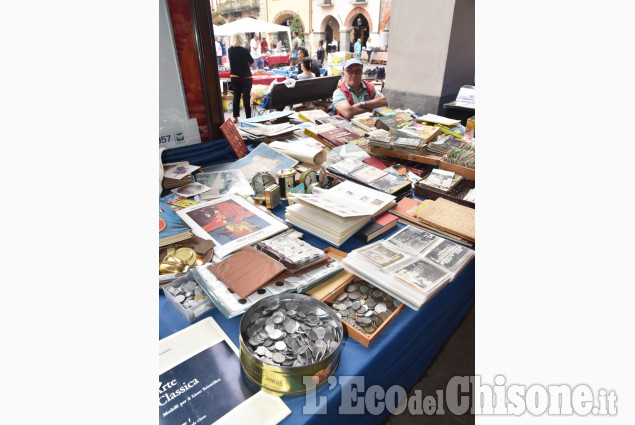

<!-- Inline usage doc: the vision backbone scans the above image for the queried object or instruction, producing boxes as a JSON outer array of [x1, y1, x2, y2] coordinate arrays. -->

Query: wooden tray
[[306, 248, 404, 347]]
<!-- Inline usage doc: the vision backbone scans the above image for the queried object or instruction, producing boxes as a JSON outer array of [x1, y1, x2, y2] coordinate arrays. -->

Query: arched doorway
[[351, 13, 369, 51]]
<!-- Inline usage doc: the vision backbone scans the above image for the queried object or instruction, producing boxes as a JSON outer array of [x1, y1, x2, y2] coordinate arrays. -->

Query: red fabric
[[336, 80, 377, 117], [263, 56, 290, 67]]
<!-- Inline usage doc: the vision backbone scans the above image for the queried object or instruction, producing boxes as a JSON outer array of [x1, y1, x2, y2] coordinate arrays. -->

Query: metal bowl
[[239, 293, 345, 396]]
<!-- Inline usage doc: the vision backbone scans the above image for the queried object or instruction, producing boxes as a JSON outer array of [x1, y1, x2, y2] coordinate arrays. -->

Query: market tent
[[214, 17, 291, 46]]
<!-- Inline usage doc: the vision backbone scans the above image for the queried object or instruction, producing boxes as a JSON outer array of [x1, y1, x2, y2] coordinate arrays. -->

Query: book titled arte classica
[[159, 318, 290, 425]]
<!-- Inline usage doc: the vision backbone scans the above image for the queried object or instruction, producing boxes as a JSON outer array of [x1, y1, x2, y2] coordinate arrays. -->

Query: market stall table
[[159, 170, 475, 425], [264, 55, 291, 68]]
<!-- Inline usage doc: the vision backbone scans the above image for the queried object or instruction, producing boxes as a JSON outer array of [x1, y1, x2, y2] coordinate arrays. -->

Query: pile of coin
[[165, 278, 207, 309], [242, 298, 343, 367], [159, 247, 203, 275], [327, 280, 402, 335]]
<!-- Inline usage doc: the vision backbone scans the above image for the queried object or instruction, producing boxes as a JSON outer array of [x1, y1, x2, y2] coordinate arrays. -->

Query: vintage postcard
[[171, 182, 211, 197], [164, 164, 201, 180], [388, 225, 440, 254], [394, 259, 449, 292], [357, 241, 410, 269]]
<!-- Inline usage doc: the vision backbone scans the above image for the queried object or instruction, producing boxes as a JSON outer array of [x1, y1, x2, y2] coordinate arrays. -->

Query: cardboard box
[[328, 52, 352, 65], [306, 248, 404, 347]]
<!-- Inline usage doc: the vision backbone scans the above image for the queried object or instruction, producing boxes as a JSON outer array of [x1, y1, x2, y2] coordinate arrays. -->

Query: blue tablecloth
[[159, 141, 475, 425]]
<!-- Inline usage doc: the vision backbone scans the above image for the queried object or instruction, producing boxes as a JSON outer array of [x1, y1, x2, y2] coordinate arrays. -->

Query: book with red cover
[[355, 212, 398, 243], [220, 118, 248, 158], [317, 127, 366, 148]]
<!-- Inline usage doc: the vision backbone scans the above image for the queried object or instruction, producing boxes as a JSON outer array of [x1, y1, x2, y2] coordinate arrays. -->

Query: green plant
[[212, 11, 226, 26], [290, 14, 304, 44]]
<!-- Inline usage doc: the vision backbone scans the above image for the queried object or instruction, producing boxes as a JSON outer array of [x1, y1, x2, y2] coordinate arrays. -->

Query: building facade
[[212, 0, 391, 55]]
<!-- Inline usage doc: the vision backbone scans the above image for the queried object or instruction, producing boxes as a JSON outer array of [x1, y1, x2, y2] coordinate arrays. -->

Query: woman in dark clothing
[[316, 40, 325, 67], [228, 31, 254, 123]]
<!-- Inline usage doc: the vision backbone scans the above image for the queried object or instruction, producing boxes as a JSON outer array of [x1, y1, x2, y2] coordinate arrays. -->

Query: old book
[[304, 123, 337, 139], [374, 116, 401, 131], [159, 201, 193, 247], [372, 106, 395, 117], [317, 126, 366, 148], [355, 212, 398, 243], [159, 317, 290, 425], [315, 115, 351, 127], [416, 198, 475, 244], [351, 116, 379, 132]]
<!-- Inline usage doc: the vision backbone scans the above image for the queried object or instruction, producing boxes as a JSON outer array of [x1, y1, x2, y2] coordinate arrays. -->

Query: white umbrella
[[214, 17, 291, 46]]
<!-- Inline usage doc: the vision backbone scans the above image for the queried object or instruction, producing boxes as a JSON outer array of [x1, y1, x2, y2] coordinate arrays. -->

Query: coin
[[375, 302, 387, 313], [275, 341, 286, 351], [348, 291, 361, 300]]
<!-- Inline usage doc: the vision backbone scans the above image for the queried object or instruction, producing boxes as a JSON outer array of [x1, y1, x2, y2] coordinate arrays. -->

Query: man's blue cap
[[343, 58, 363, 69]]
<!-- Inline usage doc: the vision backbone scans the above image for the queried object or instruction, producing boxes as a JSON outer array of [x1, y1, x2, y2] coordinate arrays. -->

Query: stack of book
[[341, 224, 475, 310], [426, 134, 463, 156], [159, 200, 193, 247], [284, 180, 396, 246], [238, 122, 298, 138], [373, 107, 395, 117], [316, 126, 367, 148], [366, 129, 393, 149], [393, 137, 425, 153], [389, 121, 440, 143], [304, 123, 337, 139], [315, 115, 351, 128]]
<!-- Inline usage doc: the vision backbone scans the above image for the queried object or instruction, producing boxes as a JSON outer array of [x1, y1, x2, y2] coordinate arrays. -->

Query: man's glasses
[[345, 69, 363, 74]]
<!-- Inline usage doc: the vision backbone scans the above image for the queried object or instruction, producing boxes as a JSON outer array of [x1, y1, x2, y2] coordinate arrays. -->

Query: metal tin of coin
[[239, 293, 345, 396]]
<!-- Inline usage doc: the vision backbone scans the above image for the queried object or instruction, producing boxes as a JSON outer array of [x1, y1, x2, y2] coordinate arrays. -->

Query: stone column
[[339, 29, 350, 52]]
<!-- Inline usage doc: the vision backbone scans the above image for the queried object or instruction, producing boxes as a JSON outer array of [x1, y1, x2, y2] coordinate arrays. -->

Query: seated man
[[296, 47, 321, 78], [332, 58, 387, 120]]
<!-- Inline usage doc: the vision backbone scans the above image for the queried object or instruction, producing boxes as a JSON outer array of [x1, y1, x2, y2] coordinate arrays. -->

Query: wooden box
[[306, 248, 405, 347], [439, 161, 475, 181]]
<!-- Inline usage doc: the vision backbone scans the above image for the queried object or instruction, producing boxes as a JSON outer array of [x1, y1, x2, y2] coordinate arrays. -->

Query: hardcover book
[[351, 116, 378, 132], [372, 106, 395, 117], [159, 201, 193, 247], [159, 318, 290, 425], [220, 118, 248, 158], [304, 123, 337, 139], [176, 195, 288, 258], [355, 212, 398, 243]]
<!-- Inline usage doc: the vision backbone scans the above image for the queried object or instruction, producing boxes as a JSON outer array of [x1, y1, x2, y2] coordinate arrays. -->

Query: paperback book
[[159, 318, 290, 425], [195, 170, 254, 200]]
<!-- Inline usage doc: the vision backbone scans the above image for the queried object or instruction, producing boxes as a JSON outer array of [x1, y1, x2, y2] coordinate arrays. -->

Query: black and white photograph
[[171, 182, 211, 197], [394, 259, 449, 292], [423, 239, 475, 274], [358, 241, 409, 268], [388, 225, 439, 254]]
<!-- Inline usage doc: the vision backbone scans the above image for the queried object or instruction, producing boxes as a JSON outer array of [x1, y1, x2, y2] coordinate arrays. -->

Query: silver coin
[[351, 301, 361, 311], [315, 327, 326, 339], [335, 292, 348, 302], [275, 341, 286, 351], [346, 284, 359, 293], [284, 319, 297, 333], [375, 302, 387, 313], [373, 289, 383, 297], [174, 294, 185, 303], [272, 352, 286, 363], [348, 291, 361, 300]]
